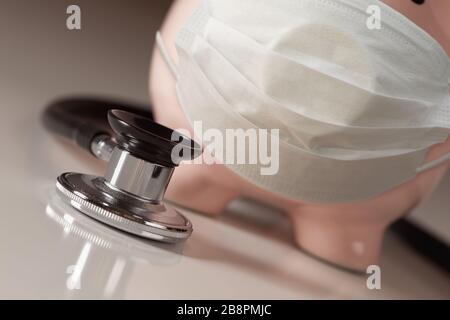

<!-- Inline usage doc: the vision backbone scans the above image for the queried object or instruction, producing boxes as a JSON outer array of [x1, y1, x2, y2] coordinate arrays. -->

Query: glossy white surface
[[0, 0, 449, 299]]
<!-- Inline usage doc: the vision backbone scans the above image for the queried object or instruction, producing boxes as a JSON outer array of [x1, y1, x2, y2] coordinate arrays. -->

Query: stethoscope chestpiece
[[55, 110, 202, 243]]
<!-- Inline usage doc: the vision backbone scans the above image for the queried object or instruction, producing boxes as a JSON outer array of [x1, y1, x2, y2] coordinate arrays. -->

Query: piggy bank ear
[[430, 0, 450, 44]]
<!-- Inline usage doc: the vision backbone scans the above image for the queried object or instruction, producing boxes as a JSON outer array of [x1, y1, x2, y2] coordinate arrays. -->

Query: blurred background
[[0, 0, 449, 299]]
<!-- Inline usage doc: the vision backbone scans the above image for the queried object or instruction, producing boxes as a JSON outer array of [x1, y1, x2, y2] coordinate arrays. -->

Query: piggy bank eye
[[411, 0, 425, 5]]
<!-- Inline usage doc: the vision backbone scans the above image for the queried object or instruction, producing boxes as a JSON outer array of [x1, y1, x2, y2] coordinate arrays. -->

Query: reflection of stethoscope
[[46, 191, 182, 264], [45, 192, 182, 297], [43, 98, 202, 243]]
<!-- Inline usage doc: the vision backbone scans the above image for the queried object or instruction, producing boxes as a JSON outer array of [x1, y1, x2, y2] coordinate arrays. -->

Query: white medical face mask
[[176, 28, 448, 160], [157, 0, 450, 203]]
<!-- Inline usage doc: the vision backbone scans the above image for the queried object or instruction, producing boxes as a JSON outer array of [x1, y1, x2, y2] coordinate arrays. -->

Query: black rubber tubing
[[42, 97, 153, 155]]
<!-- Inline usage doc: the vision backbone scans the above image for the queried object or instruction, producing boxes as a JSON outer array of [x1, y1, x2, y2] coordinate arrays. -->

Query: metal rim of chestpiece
[[56, 172, 193, 243]]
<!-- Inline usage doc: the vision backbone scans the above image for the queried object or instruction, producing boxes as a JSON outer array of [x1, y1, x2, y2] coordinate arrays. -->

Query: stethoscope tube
[[42, 97, 153, 155]]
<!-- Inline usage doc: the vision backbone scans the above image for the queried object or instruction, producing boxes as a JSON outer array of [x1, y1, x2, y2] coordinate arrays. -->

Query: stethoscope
[[43, 98, 202, 243]]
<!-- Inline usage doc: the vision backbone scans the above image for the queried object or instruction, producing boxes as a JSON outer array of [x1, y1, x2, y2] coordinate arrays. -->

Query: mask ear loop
[[156, 31, 180, 80], [416, 76, 450, 173], [416, 151, 450, 173]]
